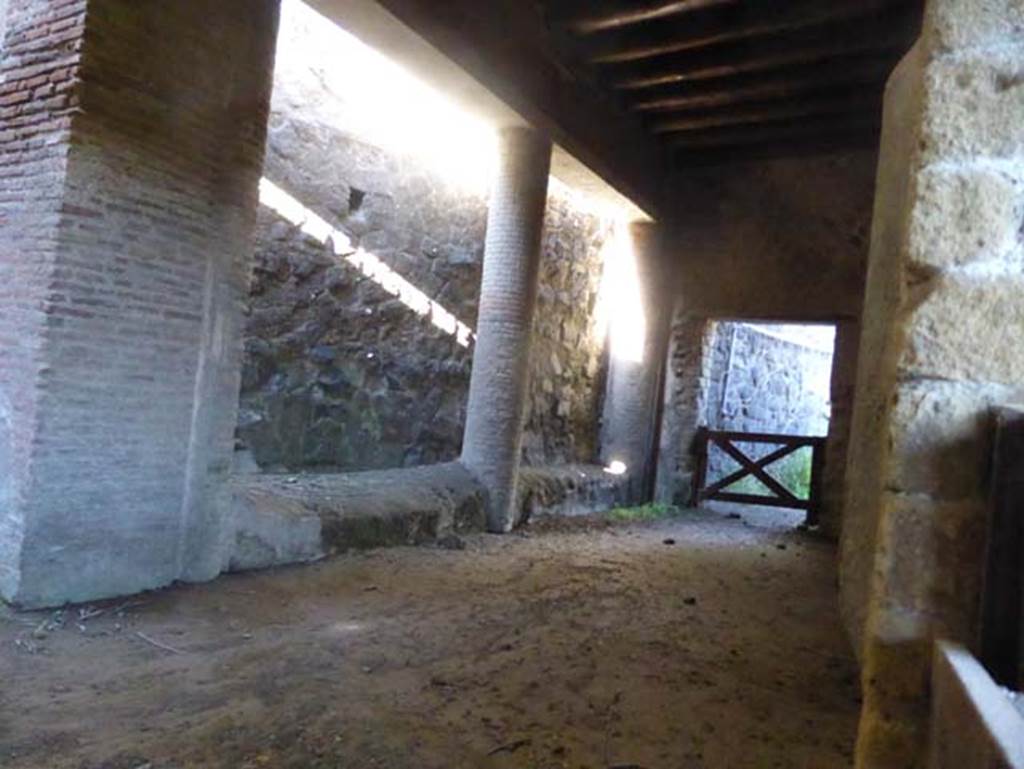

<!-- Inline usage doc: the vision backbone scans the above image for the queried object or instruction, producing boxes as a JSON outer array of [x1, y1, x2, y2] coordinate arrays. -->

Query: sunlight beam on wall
[[279, 0, 498, 191], [259, 178, 475, 348], [595, 221, 647, 364]]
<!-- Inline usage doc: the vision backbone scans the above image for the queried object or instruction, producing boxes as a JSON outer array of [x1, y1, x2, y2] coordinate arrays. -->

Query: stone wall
[[672, 151, 877, 322], [655, 310, 714, 506], [658, 151, 872, 516], [236, 4, 612, 474], [656, 319, 835, 505], [706, 323, 832, 437], [599, 223, 674, 503], [703, 323, 833, 487], [842, 1, 1024, 764]]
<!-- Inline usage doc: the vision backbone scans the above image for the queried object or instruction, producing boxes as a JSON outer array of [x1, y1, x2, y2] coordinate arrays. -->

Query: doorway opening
[[695, 322, 836, 529]]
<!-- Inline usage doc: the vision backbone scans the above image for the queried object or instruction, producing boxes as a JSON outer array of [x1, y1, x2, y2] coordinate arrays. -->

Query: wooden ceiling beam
[[630, 58, 895, 113], [546, 0, 738, 35], [606, 14, 918, 91], [586, 0, 917, 64], [667, 115, 881, 150], [339, 0, 670, 216], [670, 132, 882, 167], [651, 91, 882, 134]]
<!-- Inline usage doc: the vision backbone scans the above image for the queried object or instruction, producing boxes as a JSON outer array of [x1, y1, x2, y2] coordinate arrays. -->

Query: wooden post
[[979, 407, 1024, 690], [807, 441, 826, 527], [690, 427, 709, 508]]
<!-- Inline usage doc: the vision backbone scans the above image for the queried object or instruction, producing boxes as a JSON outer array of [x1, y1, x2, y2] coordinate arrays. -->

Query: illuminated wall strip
[[259, 177, 475, 348]]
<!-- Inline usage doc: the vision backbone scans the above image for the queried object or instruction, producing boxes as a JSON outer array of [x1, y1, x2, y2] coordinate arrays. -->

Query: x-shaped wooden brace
[[701, 437, 803, 506]]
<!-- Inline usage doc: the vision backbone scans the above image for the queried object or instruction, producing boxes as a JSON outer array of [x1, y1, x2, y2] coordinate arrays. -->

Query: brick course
[[0, 0, 86, 601], [0, 0, 280, 606]]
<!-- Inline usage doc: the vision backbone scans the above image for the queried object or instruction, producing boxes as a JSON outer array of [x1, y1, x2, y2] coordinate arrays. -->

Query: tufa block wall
[[843, 0, 1024, 764]]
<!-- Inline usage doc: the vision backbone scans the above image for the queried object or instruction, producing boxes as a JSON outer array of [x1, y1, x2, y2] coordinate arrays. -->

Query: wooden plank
[[690, 427, 710, 508], [711, 435, 802, 506], [705, 430, 826, 447], [651, 90, 881, 133], [702, 442, 803, 498], [584, 0, 912, 64], [673, 137, 882, 167], [548, 0, 737, 35], [807, 441, 826, 527], [630, 58, 893, 113], [705, 491, 811, 511], [691, 429, 825, 511], [668, 118, 881, 166], [324, 0, 669, 217], [668, 114, 880, 149], [980, 407, 1024, 690], [609, 26, 913, 91]]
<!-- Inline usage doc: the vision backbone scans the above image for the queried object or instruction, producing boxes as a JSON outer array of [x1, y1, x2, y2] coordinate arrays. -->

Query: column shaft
[[461, 127, 552, 533]]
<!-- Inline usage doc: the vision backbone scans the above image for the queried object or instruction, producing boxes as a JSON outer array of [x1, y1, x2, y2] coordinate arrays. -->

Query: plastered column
[[600, 223, 673, 505], [0, 0, 280, 607], [839, 1, 1024, 765], [461, 126, 552, 533]]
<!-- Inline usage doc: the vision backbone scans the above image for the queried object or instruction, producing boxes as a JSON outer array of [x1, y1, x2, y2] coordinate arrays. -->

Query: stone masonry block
[[887, 379, 1021, 500], [920, 46, 1024, 163], [908, 162, 1024, 268], [924, 0, 1024, 53], [900, 272, 1024, 384], [872, 491, 988, 647]]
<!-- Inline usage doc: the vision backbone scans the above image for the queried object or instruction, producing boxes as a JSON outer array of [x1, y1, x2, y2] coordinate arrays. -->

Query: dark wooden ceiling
[[537, 0, 925, 167], [349, 0, 925, 214]]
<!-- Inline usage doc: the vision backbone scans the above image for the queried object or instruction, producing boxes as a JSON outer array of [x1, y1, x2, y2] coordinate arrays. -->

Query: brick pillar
[[818, 319, 860, 540], [655, 306, 713, 506], [839, 1, 1024, 765], [0, 0, 280, 607], [461, 126, 551, 533], [600, 222, 673, 505]]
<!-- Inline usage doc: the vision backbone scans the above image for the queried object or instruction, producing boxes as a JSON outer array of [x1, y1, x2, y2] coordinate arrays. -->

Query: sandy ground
[[0, 509, 860, 769]]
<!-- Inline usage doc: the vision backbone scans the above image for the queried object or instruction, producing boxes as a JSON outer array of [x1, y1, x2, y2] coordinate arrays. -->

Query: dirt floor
[[0, 508, 860, 769]]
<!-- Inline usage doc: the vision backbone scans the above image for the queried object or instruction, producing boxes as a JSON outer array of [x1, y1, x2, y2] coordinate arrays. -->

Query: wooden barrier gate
[[690, 428, 827, 526]]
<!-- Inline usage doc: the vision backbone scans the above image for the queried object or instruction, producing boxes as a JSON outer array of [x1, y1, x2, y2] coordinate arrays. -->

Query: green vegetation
[[607, 503, 685, 522]]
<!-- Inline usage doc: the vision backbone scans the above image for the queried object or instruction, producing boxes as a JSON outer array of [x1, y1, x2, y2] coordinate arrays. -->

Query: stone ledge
[[518, 464, 631, 522], [229, 462, 485, 571], [229, 462, 631, 572]]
